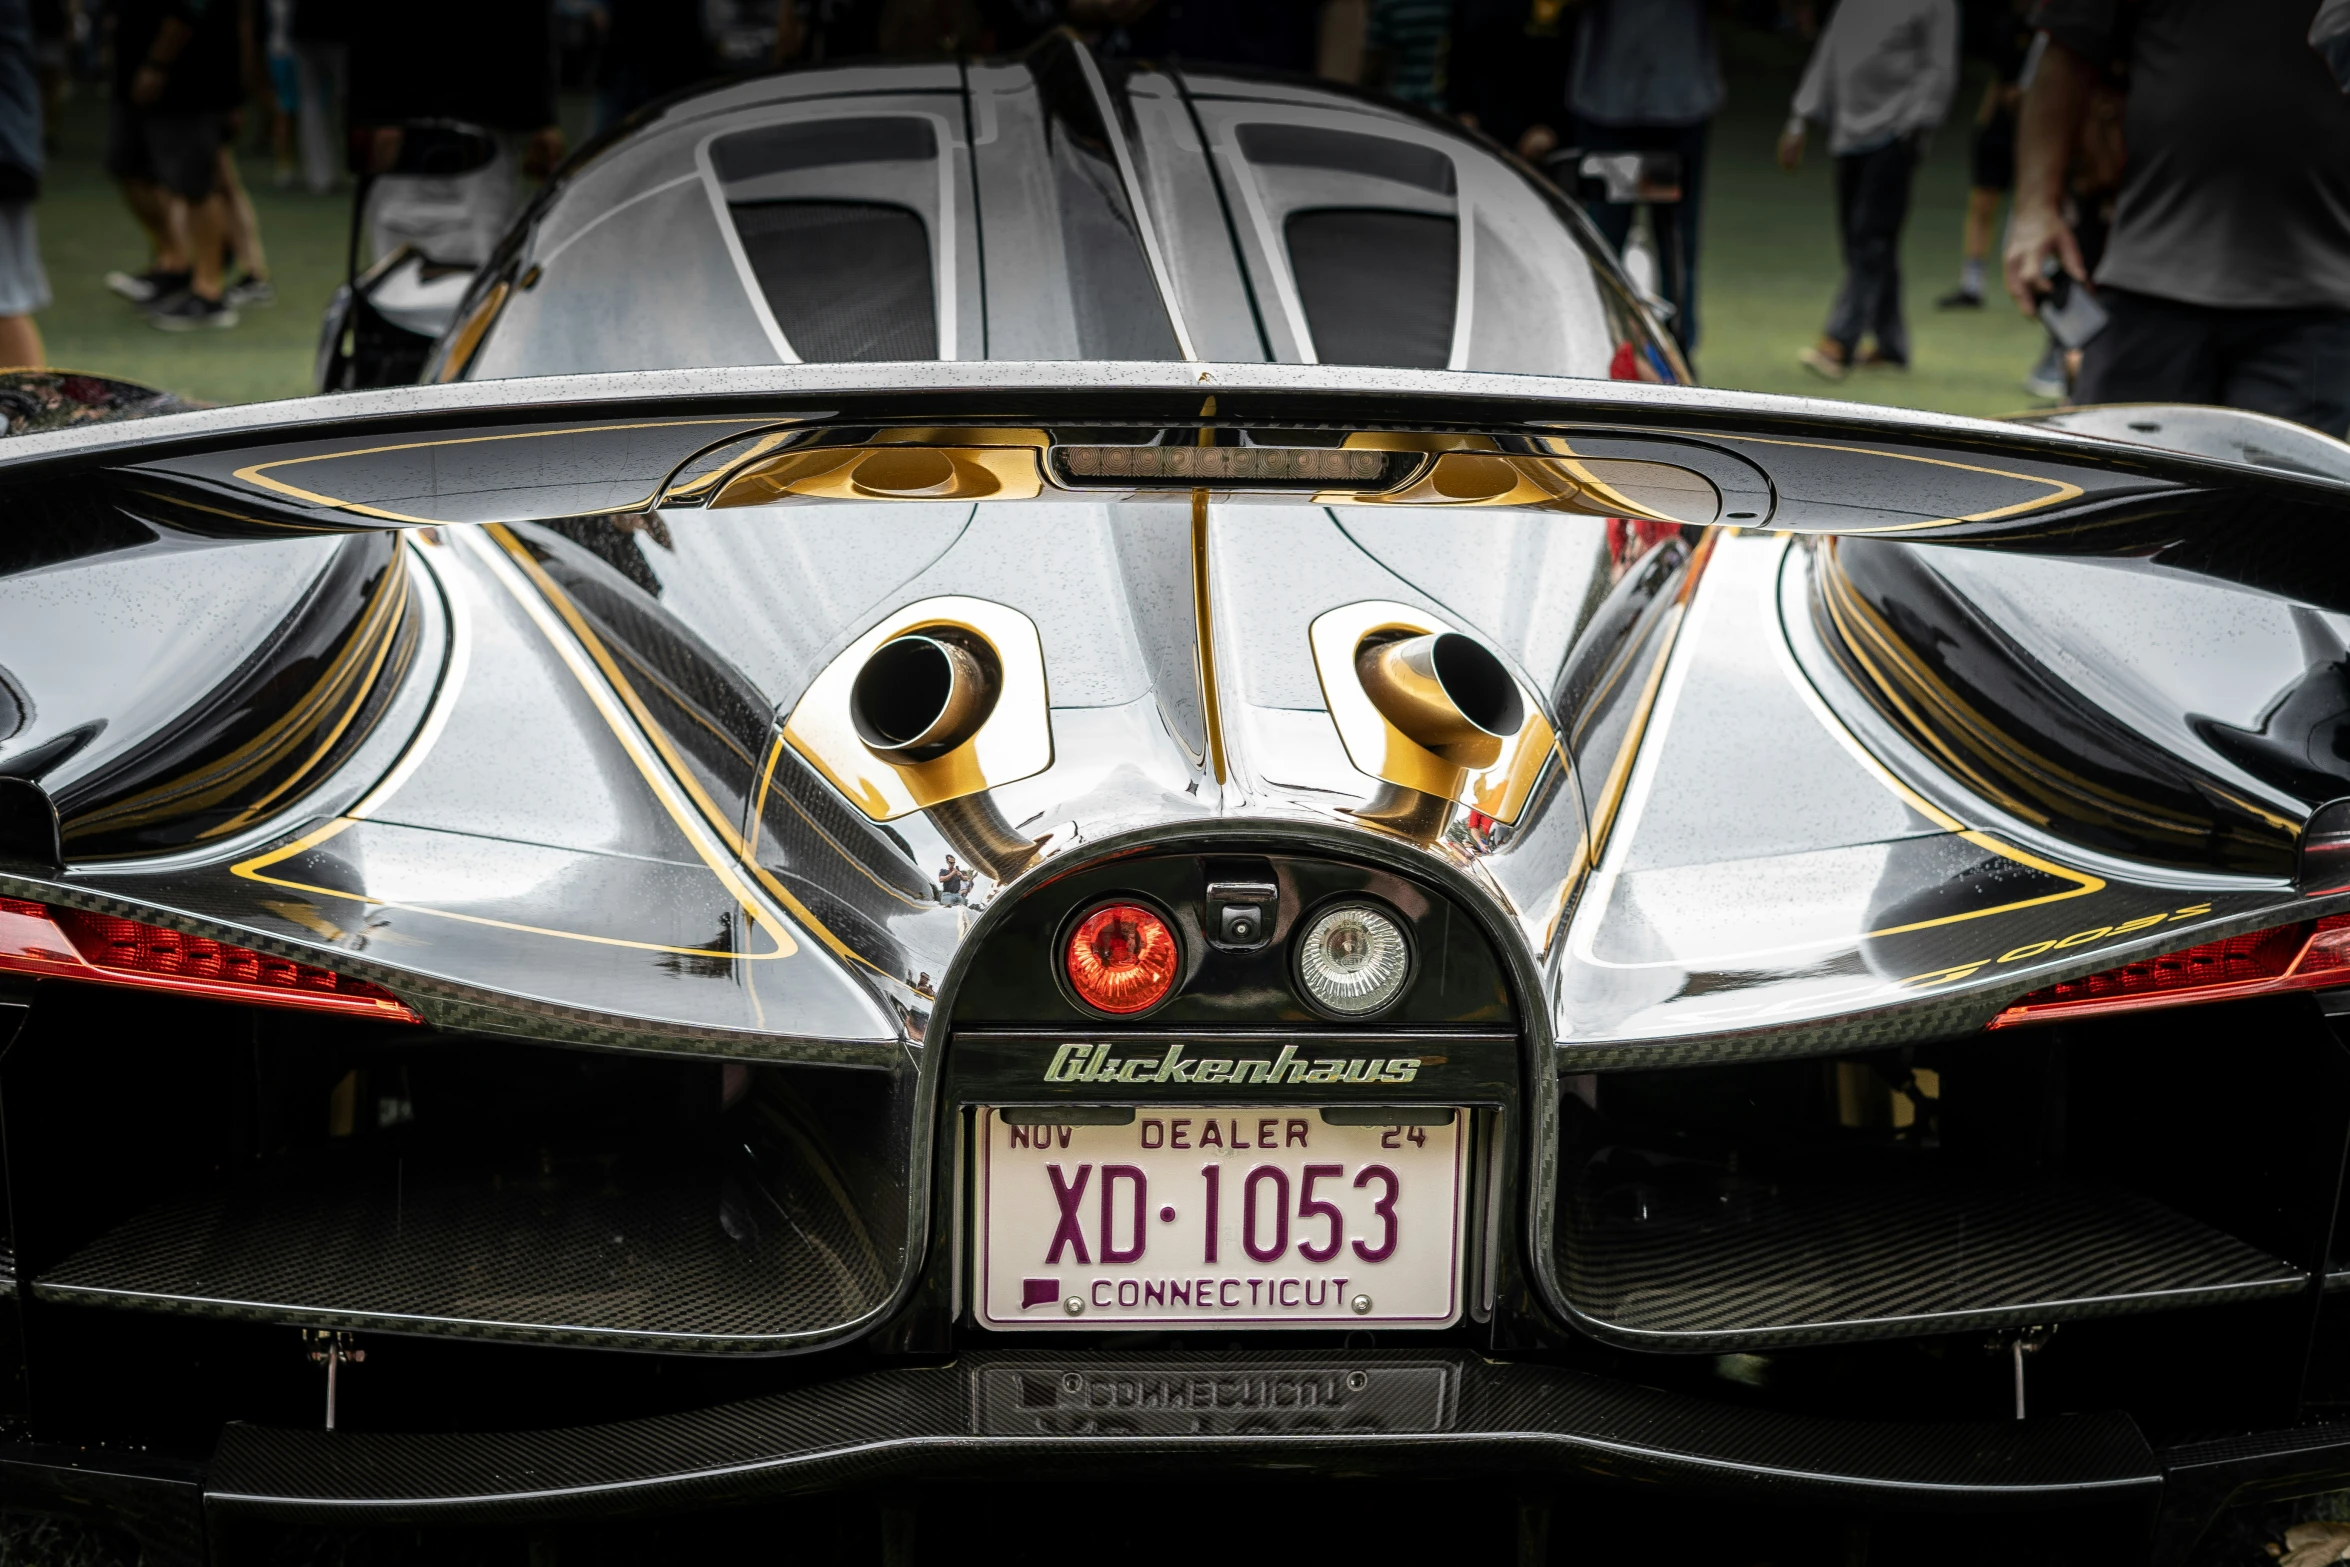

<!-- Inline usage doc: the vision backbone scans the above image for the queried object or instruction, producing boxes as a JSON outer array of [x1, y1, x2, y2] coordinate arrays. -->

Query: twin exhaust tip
[[1355, 631, 1526, 771], [850, 633, 1002, 764], [854, 627, 1523, 775], [846, 625, 1522, 868]]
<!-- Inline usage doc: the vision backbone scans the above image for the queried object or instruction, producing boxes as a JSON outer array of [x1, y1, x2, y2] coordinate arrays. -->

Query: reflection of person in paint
[[937, 854, 970, 906]]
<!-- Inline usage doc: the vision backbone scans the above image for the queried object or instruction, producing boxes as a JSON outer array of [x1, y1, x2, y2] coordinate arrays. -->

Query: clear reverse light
[[1296, 902, 1411, 1016]]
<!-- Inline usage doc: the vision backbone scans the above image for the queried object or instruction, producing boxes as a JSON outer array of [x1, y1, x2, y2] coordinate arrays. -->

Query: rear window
[[1284, 208, 1457, 369], [732, 201, 938, 362], [709, 113, 947, 364]]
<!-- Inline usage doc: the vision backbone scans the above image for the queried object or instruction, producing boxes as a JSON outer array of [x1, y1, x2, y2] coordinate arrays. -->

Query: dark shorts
[[2076, 286, 2350, 436], [1970, 113, 2016, 193], [104, 101, 224, 201]]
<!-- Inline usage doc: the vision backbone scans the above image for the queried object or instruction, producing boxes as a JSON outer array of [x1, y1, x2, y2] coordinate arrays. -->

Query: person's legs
[[0, 200, 51, 366], [1818, 150, 1869, 361], [0, 315, 44, 366], [183, 193, 225, 302], [1651, 118, 1706, 356], [1823, 140, 1908, 363], [1944, 116, 2014, 305], [2073, 287, 2222, 405], [142, 114, 237, 327], [214, 148, 269, 282], [1855, 138, 1917, 363], [122, 178, 182, 268], [105, 101, 186, 274], [2211, 306, 2350, 436], [292, 40, 344, 195]]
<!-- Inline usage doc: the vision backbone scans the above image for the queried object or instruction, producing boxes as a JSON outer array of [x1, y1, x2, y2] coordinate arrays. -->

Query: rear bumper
[[26, 1352, 2350, 1563], [199, 1351, 2158, 1523]]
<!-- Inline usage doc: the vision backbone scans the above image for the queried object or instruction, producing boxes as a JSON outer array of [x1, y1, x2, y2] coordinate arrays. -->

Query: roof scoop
[[850, 634, 1001, 763], [1355, 632, 1525, 771]]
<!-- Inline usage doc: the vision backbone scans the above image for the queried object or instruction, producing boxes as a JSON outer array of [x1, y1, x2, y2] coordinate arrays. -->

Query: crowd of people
[[1777, 0, 2350, 434], [0, 0, 2339, 434]]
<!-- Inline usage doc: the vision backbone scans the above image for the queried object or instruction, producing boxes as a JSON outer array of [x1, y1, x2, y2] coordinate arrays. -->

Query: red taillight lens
[[1989, 913, 2350, 1028], [0, 896, 419, 1021], [1064, 902, 1180, 1016]]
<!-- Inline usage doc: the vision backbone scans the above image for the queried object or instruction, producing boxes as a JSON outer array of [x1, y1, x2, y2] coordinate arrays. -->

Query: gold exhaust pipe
[[849, 631, 1037, 880], [850, 633, 1001, 763], [1354, 631, 1526, 771]]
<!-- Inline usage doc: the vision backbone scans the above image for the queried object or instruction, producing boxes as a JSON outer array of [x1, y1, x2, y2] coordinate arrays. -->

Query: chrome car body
[[2, 46, 2348, 1567]]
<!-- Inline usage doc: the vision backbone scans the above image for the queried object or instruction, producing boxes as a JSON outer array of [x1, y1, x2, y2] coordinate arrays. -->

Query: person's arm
[[1779, 19, 1834, 169], [1915, 0, 1959, 132], [2001, 35, 2096, 311], [130, 8, 193, 104]]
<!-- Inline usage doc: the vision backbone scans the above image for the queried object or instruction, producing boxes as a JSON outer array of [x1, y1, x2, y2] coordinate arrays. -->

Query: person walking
[[1935, 0, 2033, 310], [101, 0, 245, 329], [2004, 0, 2350, 435], [0, 0, 48, 365], [1565, 0, 1722, 359], [1778, 0, 1958, 380]]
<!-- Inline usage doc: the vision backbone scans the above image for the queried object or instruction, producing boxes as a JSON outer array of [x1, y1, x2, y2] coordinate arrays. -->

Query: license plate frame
[[971, 1105, 1467, 1331]]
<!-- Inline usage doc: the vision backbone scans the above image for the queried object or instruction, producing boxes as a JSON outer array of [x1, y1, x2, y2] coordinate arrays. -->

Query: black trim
[[198, 1350, 2159, 1525]]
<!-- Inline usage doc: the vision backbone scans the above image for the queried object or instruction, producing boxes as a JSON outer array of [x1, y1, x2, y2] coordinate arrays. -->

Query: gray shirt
[[1567, 0, 1725, 128], [1790, 0, 1958, 154], [2038, 0, 2350, 311]]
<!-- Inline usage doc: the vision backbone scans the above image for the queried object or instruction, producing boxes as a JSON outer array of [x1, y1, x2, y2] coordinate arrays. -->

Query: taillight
[[1064, 902, 1180, 1016], [0, 897, 419, 1021], [1988, 913, 2350, 1028]]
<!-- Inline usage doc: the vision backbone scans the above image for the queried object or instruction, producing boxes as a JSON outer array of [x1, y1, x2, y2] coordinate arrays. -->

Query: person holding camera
[[2004, 0, 2350, 434]]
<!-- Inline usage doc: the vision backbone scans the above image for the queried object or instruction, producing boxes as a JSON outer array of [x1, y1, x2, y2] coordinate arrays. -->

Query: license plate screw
[[1062, 1373, 1084, 1394], [1350, 1293, 1373, 1315], [1345, 1371, 1369, 1391], [1063, 1295, 1085, 1316]]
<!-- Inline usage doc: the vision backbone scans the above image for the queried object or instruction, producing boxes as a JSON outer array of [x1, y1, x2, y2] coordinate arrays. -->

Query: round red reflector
[[1065, 903, 1180, 1015]]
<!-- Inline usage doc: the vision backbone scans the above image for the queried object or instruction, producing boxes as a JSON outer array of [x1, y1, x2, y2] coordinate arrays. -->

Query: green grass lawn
[[31, 28, 2052, 415]]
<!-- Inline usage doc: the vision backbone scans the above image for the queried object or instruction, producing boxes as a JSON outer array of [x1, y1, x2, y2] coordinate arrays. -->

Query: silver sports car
[[1, 35, 2347, 1567]]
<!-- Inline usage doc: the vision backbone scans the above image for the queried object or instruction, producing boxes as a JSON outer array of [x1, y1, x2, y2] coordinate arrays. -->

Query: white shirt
[[1789, 0, 1959, 155]]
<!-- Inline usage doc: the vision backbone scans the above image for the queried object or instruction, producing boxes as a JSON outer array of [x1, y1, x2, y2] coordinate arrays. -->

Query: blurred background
[[23, 0, 2053, 414]]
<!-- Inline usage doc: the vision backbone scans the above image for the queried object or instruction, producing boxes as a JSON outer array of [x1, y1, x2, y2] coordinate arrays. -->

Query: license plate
[[973, 1106, 1465, 1330]]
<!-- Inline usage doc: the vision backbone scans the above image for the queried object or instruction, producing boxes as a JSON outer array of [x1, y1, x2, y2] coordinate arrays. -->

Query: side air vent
[[1554, 1000, 2339, 1350], [9, 991, 906, 1352]]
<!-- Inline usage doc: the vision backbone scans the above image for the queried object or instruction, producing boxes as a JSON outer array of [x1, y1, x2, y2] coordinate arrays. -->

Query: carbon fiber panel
[[203, 1350, 2158, 1525], [32, 1146, 890, 1351], [1558, 1175, 2305, 1350], [0, 1446, 206, 1567], [2152, 1423, 2350, 1567]]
